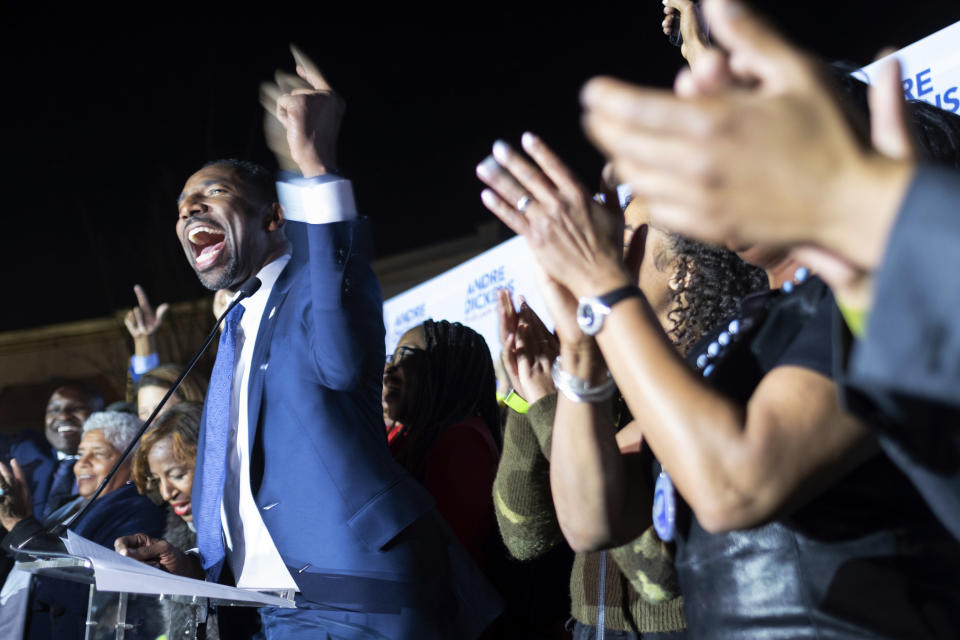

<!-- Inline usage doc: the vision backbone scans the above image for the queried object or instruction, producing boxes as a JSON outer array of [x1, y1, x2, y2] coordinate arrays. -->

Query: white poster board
[[382, 236, 551, 359], [857, 21, 960, 113]]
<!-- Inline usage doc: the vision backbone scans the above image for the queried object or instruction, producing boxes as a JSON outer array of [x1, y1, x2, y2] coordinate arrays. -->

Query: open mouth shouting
[[187, 224, 227, 271]]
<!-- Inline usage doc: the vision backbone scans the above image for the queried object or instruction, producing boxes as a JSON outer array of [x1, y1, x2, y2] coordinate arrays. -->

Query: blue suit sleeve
[[849, 165, 960, 410], [279, 176, 385, 391]]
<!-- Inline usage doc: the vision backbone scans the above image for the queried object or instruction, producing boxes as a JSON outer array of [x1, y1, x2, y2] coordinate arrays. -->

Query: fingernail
[[476, 156, 499, 178], [492, 140, 510, 162], [521, 132, 537, 149], [481, 189, 498, 207]]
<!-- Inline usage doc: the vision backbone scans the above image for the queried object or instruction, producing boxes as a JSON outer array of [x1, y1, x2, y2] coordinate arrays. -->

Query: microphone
[[11, 276, 262, 557]]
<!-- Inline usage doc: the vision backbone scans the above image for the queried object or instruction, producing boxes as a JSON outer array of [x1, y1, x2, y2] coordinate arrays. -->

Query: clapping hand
[[514, 298, 560, 404], [582, 0, 912, 273], [260, 44, 345, 178], [498, 289, 559, 404], [0, 459, 32, 531], [477, 134, 630, 303], [789, 56, 915, 314]]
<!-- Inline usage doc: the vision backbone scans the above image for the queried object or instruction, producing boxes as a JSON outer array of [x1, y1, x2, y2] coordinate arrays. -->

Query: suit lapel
[[246, 261, 295, 458]]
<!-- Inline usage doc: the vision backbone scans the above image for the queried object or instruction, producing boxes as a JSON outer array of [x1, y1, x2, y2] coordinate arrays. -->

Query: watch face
[[577, 300, 602, 335]]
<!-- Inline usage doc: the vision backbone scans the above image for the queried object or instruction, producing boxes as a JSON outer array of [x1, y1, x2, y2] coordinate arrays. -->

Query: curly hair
[[391, 319, 501, 481], [666, 236, 769, 355], [131, 402, 202, 497]]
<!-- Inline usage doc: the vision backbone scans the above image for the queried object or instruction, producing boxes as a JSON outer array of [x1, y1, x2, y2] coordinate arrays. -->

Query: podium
[[11, 531, 295, 640]]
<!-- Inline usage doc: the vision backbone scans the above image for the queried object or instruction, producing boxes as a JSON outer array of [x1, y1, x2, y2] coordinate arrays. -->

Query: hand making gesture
[[123, 285, 169, 357], [260, 44, 345, 178]]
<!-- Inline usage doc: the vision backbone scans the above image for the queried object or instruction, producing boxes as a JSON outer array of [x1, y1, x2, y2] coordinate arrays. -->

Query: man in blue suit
[[117, 48, 501, 639], [0, 383, 104, 523]]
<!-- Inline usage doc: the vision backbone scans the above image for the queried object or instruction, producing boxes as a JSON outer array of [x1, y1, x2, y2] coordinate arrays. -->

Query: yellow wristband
[[837, 301, 869, 339], [503, 390, 530, 415]]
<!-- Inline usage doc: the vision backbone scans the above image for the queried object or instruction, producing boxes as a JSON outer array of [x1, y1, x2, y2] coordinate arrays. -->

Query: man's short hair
[[51, 381, 105, 412], [83, 411, 143, 454], [203, 158, 277, 207]]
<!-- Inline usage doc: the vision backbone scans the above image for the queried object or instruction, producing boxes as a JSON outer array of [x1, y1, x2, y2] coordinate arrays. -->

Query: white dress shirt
[[218, 175, 357, 590]]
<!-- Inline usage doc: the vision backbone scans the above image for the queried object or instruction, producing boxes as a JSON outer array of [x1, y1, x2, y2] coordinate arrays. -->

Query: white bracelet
[[551, 355, 616, 403]]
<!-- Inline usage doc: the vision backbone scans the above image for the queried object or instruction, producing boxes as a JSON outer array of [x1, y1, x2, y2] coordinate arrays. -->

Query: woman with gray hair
[[0, 411, 165, 640]]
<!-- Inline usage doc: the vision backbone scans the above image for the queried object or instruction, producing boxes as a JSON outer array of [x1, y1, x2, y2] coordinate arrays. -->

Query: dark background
[[2, 2, 959, 332]]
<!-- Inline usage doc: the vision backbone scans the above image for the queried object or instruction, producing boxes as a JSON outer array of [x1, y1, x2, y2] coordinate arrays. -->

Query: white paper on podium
[[64, 531, 294, 607]]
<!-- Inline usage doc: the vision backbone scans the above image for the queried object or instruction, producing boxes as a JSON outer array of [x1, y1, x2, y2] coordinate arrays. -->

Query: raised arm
[[123, 285, 168, 381], [662, 0, 711, 68], [264, 46, 384, 389]]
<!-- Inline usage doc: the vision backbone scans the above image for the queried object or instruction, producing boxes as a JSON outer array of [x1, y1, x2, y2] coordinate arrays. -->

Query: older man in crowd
[[0, 383, 104, 523]]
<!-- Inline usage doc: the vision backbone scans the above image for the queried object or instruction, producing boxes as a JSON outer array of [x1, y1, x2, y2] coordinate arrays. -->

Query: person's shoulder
[[2, 429, 53, 459], [97, 483, 162, 516]]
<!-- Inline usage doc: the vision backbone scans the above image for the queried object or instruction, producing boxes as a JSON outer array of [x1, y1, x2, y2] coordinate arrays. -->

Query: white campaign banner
[[382, 236, 551, 359], [857, 21, 960, 113]]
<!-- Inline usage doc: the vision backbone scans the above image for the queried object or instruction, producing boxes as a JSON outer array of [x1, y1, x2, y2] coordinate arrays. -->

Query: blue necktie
[[43, 457, 77, 518], [197, 304, 244, 571]]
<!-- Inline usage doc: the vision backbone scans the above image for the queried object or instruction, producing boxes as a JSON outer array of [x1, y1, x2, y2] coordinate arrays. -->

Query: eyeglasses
[[385, 345, 425, 366]]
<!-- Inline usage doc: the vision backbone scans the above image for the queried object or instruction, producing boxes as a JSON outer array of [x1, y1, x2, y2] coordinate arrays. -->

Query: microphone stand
[[9, 276, 262, 557]]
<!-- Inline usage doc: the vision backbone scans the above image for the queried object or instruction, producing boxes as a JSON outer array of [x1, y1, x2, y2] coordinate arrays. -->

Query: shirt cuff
[[130, 353, 160, 380], [276, 172, 357, 224]]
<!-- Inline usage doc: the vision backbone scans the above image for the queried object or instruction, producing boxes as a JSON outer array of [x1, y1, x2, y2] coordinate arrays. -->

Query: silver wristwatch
[[576, 285, 643, 336]]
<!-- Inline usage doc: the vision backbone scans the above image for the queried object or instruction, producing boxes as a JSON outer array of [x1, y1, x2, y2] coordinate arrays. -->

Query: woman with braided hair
[[383, 319, 501, 566]]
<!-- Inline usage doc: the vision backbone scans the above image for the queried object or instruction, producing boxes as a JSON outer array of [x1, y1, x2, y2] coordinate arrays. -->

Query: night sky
[[3, 2, 959, 332]]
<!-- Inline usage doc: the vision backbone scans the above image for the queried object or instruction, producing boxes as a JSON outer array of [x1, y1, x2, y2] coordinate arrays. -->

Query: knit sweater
[[161, 509, 220, 640], [493, 394, 685, 633]]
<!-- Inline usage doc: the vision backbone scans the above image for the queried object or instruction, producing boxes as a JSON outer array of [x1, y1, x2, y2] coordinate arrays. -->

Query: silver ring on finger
[[516, 195, 533, 213]]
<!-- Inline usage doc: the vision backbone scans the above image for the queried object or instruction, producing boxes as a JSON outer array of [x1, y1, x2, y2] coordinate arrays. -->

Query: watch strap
[[597, 285, 643, 308]]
